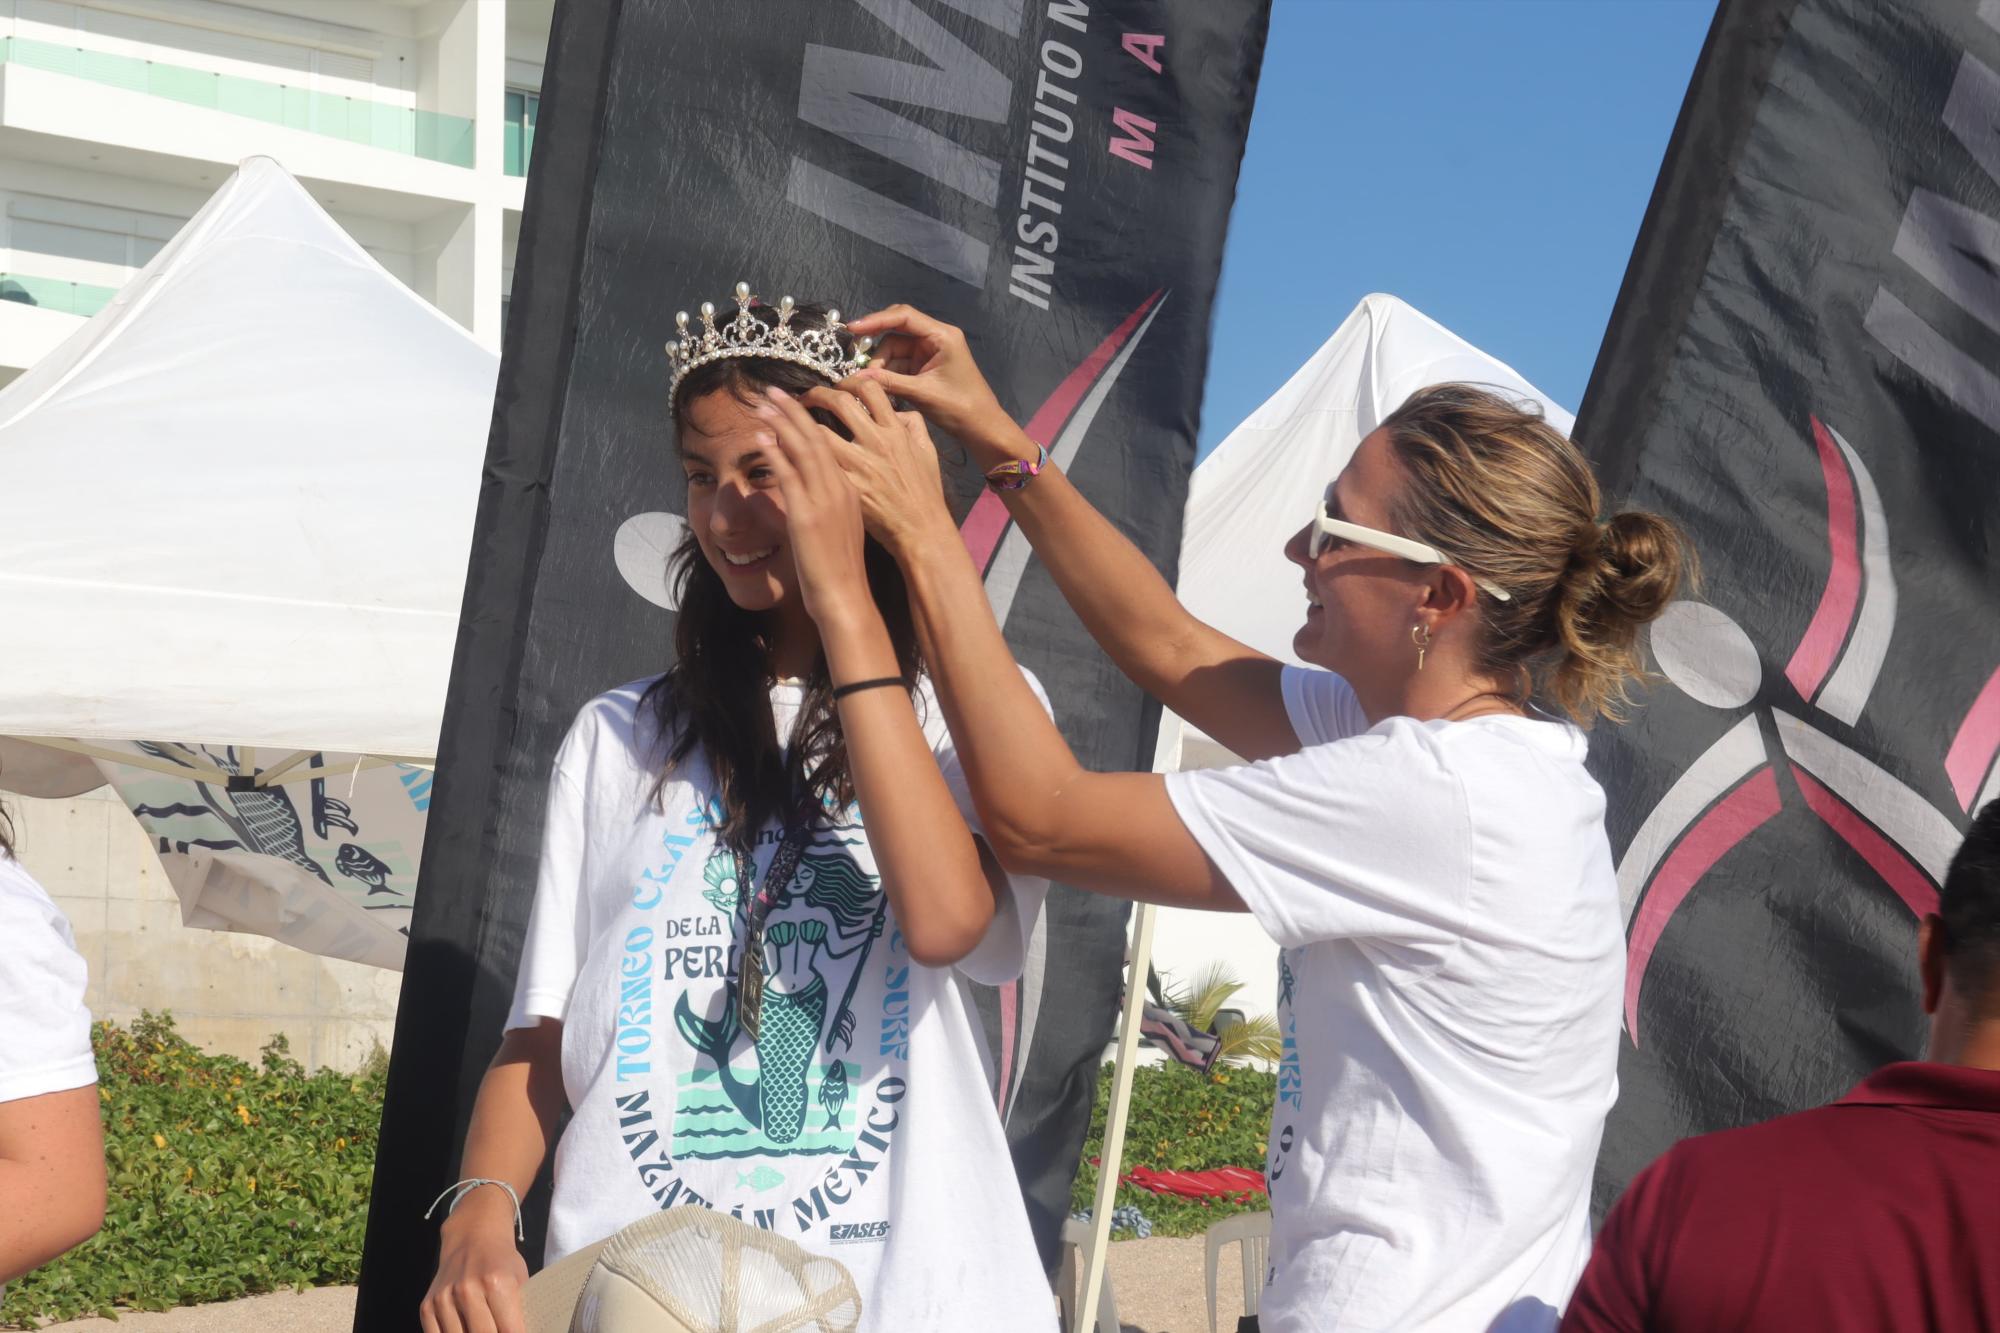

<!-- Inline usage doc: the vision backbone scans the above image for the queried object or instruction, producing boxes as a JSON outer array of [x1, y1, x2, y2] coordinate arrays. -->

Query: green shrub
[[0, 1013, 384, 1327], [2, 1020, 1264, 1322], [1070, 1061, 1274, 1239]]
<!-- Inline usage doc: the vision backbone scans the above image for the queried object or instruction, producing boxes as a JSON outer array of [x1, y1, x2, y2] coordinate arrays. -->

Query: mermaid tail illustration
[[756, 922, 829, 1144], [673, 989, 759, 1125], [671, 842, 885, 1159], [672, 924, 828, 1147]]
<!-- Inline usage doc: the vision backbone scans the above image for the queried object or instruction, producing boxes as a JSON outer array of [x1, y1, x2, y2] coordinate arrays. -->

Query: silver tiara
[[665, 281, 873, 403]]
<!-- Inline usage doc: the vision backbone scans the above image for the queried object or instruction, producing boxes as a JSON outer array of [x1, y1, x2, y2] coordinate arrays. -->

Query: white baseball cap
[[522, 1207, 861, 1333]]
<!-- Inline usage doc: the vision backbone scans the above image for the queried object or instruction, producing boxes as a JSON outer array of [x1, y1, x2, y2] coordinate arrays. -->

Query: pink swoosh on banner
[[1785, 417, 1862, 703], [1944, 667, 2000, 812], [996, 982, 1019, 1114], [968, 290, 1164, 1111], [959, 291, 1166, 572], [1791, 767, 1941, 917], [1624, 768, 1784, 1046]]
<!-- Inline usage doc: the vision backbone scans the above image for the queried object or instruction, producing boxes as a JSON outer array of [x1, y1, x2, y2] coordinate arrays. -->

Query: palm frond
[[1211, 1014, 1282, 1067], [1161, 961, 1247, 1031]]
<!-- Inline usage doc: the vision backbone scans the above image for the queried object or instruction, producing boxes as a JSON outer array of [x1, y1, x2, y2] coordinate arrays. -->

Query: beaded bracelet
[[424, 1177, 525, 1241], [983, 442, 1049, 492]]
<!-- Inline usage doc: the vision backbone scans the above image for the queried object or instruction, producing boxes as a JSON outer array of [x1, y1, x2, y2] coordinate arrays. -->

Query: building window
[[505, 89, 539, 177]]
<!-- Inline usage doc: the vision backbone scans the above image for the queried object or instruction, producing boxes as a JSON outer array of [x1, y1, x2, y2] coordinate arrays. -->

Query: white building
[[0, 0, 549, 389], [1, 0, 549, 1066]]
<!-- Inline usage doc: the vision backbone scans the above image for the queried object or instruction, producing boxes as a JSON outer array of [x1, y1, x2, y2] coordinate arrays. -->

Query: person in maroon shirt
[[1563, 799, 2000, 1332]]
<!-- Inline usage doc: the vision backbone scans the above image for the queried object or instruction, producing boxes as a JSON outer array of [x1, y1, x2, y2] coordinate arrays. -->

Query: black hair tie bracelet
[[832, 676, 909, 701]]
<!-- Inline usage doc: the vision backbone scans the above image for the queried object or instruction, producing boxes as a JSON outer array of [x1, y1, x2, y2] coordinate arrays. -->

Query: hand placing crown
[[664, 281, 874, 403]]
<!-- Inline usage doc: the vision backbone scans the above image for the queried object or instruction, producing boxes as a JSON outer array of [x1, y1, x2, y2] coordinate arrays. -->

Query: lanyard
[[732, 816, 814, 1043]]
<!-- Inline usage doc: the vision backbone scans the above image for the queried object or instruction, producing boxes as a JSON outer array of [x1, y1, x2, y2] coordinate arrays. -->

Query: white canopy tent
[[1077, 294, 1574, 1326], [0, 156, 497, 968]]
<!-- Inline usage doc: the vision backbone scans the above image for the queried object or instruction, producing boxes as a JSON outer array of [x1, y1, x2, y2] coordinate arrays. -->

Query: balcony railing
[[0, 272, 119, 317], [0, 36, 475, 168], [504, 89, 536, 177]]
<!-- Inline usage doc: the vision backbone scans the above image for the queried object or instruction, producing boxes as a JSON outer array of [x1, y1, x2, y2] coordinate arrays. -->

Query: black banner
[[359, 0, 1269, 1321], [1578, 0, 2000, 1210]]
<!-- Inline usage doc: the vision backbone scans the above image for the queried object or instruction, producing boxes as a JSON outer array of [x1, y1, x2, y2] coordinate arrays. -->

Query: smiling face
[[678, 386, 801, 614], [1284, 428, 1436, 683]]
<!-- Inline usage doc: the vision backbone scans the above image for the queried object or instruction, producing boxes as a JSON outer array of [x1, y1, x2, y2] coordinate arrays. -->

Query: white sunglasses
[[1311, 489, 1512, 602]]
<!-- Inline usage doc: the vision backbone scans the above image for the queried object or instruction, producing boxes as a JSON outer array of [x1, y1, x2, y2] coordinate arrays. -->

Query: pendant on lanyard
[[734, 815, 813, 1044]]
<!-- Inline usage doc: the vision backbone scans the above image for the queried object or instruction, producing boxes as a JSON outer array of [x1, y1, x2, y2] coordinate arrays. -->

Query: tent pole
[[7, 738, 432, 789], [8, 737, 232, 785], [252, 750, 316, 786], [268, 756, 412, 786], [1080, 899, 1158, 1330]]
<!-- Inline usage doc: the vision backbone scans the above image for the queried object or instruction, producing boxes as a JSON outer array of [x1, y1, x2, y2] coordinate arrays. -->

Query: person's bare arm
[[0, 1083, 105, 1284], [898, 518, 1246, 909], [421, 1019, 566, 1333], [846, 305, 1298, 761], [972, 460, 1293, 760], [760, 388, 1003, 966], [795, 382, 1246, 911]]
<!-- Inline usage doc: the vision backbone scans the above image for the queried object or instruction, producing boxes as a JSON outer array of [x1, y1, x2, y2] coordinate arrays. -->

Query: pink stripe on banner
[[958, 491, 1015, 573], [1624, 768, 1784, 1046], [1785, 417, 1862, 702], [1944, 667, 2000, 812], [1791, 766, 1942, 918], [995, 978, 1019, 1112], [958, 291, 1165, 571]]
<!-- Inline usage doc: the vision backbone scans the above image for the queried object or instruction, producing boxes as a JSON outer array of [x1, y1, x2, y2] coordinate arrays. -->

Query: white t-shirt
[[507, 675, 1052, 1331], [1164, 667, 1622, 1333], [0, 853, 97, 1104]]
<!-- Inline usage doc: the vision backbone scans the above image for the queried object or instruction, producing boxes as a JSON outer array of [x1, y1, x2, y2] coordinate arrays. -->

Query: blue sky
[[1196, 0, 1718, 460]]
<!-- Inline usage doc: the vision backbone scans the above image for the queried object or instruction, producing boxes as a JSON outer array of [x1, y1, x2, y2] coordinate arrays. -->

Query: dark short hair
[[1940, 800, 2000, 1007]]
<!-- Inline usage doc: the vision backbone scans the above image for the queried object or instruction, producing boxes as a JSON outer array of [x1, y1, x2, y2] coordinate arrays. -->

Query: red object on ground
[[1092, 1157, 1268, 1203]]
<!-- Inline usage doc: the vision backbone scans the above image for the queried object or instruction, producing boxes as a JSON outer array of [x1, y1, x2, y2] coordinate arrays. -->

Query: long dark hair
[[0, 800, 13, 858], [643, 302, 923, 855]]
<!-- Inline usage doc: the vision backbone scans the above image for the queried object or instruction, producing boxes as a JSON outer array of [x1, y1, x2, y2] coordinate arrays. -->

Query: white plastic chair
[[1055, 1216, 1121, 1333], [1205, 1210, 1272, 1333]]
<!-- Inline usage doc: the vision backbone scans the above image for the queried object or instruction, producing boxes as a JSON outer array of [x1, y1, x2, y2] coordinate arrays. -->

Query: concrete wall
[[8, 788, 400, 1072]]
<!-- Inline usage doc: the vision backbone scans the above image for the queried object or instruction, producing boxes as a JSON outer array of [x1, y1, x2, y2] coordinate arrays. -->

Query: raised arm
[[752, 388, 1004, 968], [846, 305, 1300, 763], [770, 382, 1246, 913]]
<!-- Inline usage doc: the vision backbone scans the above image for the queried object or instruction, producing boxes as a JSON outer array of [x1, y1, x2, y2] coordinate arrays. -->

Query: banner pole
[[1081, 899, 1158, 1330]]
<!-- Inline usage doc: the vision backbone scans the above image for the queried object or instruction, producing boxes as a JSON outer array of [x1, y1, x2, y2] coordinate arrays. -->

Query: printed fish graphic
[[335, 844, 399, 895], [134, 742, 330, 885], [737, 1164, 784, 1192]]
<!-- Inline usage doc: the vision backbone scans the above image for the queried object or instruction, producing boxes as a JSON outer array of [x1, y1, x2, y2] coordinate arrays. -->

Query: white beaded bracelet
[[424, 1177, 525, 1242]]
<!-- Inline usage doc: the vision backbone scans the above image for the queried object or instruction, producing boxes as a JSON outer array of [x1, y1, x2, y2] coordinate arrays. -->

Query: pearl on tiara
[[663, 280, 871, 403]]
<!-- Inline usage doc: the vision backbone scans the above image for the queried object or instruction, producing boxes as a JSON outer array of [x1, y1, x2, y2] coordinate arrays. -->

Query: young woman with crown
[[759, 304, 1695, 1332], [421, 288, 1050, 1333]]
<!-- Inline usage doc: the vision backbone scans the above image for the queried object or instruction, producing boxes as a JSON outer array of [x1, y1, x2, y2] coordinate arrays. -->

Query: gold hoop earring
[[1412, 623, 1431, 672]]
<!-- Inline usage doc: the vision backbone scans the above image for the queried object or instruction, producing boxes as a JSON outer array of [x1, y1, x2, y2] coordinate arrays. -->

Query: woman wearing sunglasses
[[756, 304, 1693, 1333]]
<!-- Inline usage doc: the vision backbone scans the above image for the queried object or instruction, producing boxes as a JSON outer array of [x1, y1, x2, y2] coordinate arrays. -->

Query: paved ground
[[41, 1235, 1252, 1332]]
